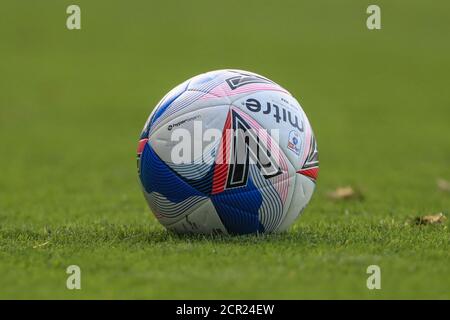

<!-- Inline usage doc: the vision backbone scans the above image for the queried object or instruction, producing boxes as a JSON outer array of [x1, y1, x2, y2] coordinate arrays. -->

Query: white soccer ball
[[137, 69, 318, 234]]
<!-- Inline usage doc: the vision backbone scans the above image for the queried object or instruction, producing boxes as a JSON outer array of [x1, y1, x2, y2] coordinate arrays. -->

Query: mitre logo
[[244, 98, 304, 132]]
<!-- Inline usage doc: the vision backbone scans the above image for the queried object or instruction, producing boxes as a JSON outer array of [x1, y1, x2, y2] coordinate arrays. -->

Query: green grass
[[0, 0, 449, 299]]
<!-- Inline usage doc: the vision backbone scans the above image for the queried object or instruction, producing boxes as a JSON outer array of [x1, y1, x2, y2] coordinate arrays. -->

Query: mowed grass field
[[0, 0, 449, 299]]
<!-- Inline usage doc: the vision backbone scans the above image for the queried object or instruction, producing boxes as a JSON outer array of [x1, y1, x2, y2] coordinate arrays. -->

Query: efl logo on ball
[[137, 70, 318, 235]]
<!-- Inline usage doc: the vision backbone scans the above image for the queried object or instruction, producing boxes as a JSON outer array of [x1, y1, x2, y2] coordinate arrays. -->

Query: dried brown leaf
[[437, 179, 450, 192], [327, 186, 363, 201], [414, 213, 447, 225]]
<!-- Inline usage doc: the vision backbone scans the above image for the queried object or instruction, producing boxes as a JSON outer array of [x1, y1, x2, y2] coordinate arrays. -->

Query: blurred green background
[[0, 0, 449, 299]]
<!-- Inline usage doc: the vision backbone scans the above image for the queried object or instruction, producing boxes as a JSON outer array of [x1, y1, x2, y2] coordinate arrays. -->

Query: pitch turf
[[0, 0, 449, 299]]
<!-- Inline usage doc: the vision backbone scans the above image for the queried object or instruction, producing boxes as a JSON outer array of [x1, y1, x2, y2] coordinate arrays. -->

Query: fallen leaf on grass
[[327, 186, 363, 201], [437, 179, 450, 192], [33, 241, 50, 249], [414, 213, 447, 225]]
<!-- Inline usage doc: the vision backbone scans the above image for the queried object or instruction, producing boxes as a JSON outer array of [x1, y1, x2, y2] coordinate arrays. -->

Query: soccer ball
[[137, 70, 318, 235]]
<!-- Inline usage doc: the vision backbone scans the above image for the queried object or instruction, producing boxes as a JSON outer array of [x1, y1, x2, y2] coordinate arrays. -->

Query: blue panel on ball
[[187, 71, 219, 88], [166, 162, 215, 195], [139, 142, 203, 203], [211, 177, 265, 234], [148, 80, 190, 128]]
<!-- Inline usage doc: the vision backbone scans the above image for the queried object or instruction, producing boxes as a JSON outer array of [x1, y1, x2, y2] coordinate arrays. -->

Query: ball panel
[[139, 141, 208, 225], [276, 174, 316, 232], [143, 192, 208, 226], [210, 174, 265, 234], [165, 199, 228, 234], [148, 104, 230, 165], [146, 91, 230, 138]]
